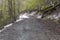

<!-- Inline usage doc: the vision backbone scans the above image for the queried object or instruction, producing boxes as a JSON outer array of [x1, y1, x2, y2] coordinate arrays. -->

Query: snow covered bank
[[0, 11, 60, 32], [0, 13, 30, 32]]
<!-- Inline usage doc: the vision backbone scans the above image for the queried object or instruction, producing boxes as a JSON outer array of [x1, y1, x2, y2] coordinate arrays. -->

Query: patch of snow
[[0, 13, 30, 32], [0, 29, 5, 32], [37, 15, 42, 18], [46, 13, 60, 20], [19, 13, 29, 19], [16, 19, 23, 22], [0, 23, 13, 32], [4, 23, 13, 28], [29, 11, 37, 16]]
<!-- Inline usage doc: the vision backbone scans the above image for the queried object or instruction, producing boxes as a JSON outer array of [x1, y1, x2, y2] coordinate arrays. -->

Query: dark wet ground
[[0, 17, 60, 40]]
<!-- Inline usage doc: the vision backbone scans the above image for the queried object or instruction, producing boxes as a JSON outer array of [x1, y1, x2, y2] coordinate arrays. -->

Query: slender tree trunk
[[8, 0, 14, 22], [13, 0, 16, 21]]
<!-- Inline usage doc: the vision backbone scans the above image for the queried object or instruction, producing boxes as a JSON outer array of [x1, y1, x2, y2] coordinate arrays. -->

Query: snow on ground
[[29, 11, 37, 16], [0, 11, 60, 32], [16, 13, 30, 22], [0, 12, 32, 32], [0, 11, 42, 32], [0, 23, 13, 32], [18, 13, 29, 19], [46, 13, 60, 20]]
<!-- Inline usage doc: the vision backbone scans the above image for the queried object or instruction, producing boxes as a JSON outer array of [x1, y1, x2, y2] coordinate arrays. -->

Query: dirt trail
[[0, 17, 60, 40]]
